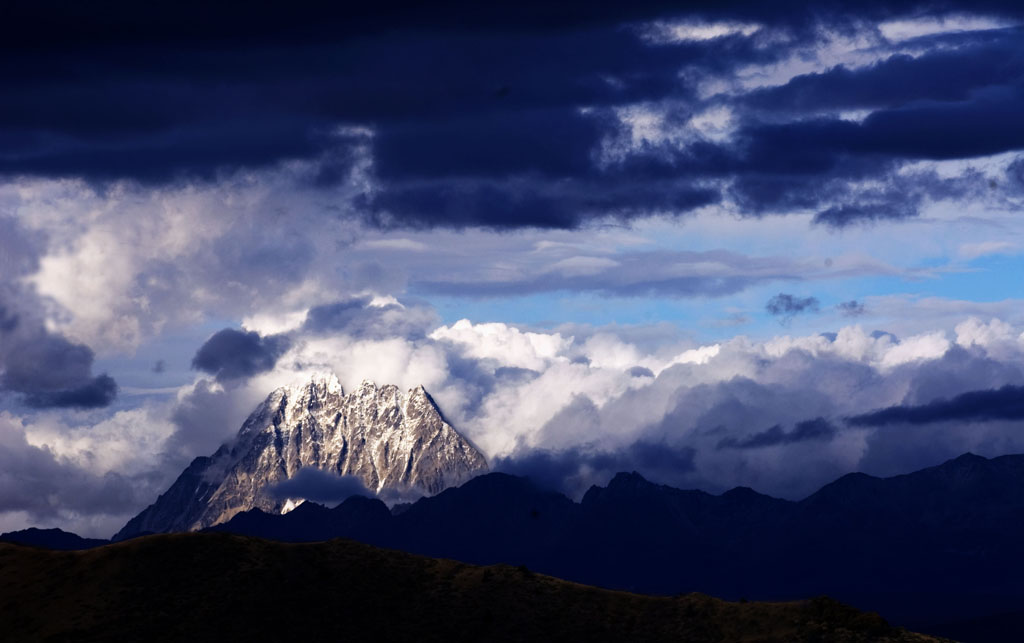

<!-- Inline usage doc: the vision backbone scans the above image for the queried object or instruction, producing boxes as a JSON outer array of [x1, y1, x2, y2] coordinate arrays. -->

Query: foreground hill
[[0, 534, 942, 643]]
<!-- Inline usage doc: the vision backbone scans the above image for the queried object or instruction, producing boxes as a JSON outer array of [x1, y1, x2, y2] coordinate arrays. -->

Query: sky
[[3, 0, 1024, 537]]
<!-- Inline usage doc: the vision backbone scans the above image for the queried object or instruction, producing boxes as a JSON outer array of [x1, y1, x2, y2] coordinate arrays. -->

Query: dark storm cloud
[[744, 32, 1024, 114], [3, 2, 1023, 227], [22, 375, 118, 409], [9, 0, 1024, 53], [836, 300, 866, 317], [1007, 155, 1024, 193], [0, 297, 119, 408], [366, 178, 720, 230], [717, 417, 837, 449], [729, 127, 994, 225], [732, 29, 1024, 159], [847, 384, 1024, 427], [191, 329, 290, 382], [165, 378, 259, 461], [493, 440, 696, 496], [766, 293, 819, 320], [813, 199, 919, 227], [0, 216, 45, 294], [494, 367, 541, 384], [898, 345, 1024, 405], [0, 6, 711, 184], [714, 29, 1024, 224], [373, 109, 605, 181], [302, 297, 438, 340], [0, 305, 18, 333], [267, 468, 373, 505], [3, 338, 95, 392], [0, 415, 141, 519], [848, 86, 1024, 160], [628, 366, 655, 378]]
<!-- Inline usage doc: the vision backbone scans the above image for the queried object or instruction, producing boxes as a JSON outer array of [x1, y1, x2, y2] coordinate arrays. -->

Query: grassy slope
[[0, 534, 946, 643]]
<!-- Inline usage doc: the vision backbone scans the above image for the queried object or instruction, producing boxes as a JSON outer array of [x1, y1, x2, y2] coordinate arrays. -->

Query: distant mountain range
[[114, 374, 487, 540], [197, 452, 1024, 638], [0, 533, 943, 642], [10, 451, 1022, 640], [0, 527, 108, 551]]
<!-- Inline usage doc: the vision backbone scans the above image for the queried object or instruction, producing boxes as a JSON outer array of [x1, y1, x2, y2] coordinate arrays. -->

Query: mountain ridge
[[0, 527, 108, 551], [201, 451, 1024, 639], [11, 452, 1024, 638], [0, 533, 944, 643], [114, 373, 487, 540]]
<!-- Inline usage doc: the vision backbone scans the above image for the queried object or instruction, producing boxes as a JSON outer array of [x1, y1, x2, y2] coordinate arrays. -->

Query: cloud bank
[[155, 303, 1024, 504]]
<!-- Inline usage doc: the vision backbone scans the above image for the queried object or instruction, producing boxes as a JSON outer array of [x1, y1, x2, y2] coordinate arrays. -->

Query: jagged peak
[[579, 472, 653, 506], [408, 385, 446, 419], [723, 486, 758, 497], [355, 379, 378, 393], [949, 451, 987, 465], [927, 452, 991, 479], [267, 376, 443, 411], [607, 471, 651, 488], [117, 370, 488, 539], [244, 373, 343, 424], [408, 384, 432, 403], [346, 380, 442, 414], [350, 380, 406, 402], [274, 371, 344, 398], [302, 371, 344, 395]]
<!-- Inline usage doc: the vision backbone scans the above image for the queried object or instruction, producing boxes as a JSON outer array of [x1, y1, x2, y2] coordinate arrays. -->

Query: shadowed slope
[[205, 453, 1024, 635], [0, 534, 942, 643]]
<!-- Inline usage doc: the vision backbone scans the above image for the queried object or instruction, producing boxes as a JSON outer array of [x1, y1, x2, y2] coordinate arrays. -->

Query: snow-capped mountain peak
[[115, 374, 487, 540]]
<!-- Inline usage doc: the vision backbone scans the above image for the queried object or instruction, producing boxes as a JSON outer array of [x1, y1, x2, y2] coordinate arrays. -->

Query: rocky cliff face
[[115, 374, 487, 539]]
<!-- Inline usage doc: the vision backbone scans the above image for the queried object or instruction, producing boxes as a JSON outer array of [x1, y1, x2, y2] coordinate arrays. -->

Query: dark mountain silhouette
[[0, 533, 943, 643], [204, 452, 1024, 640], [11, 452, 1023, 640], [0, 527, 108, 551]]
